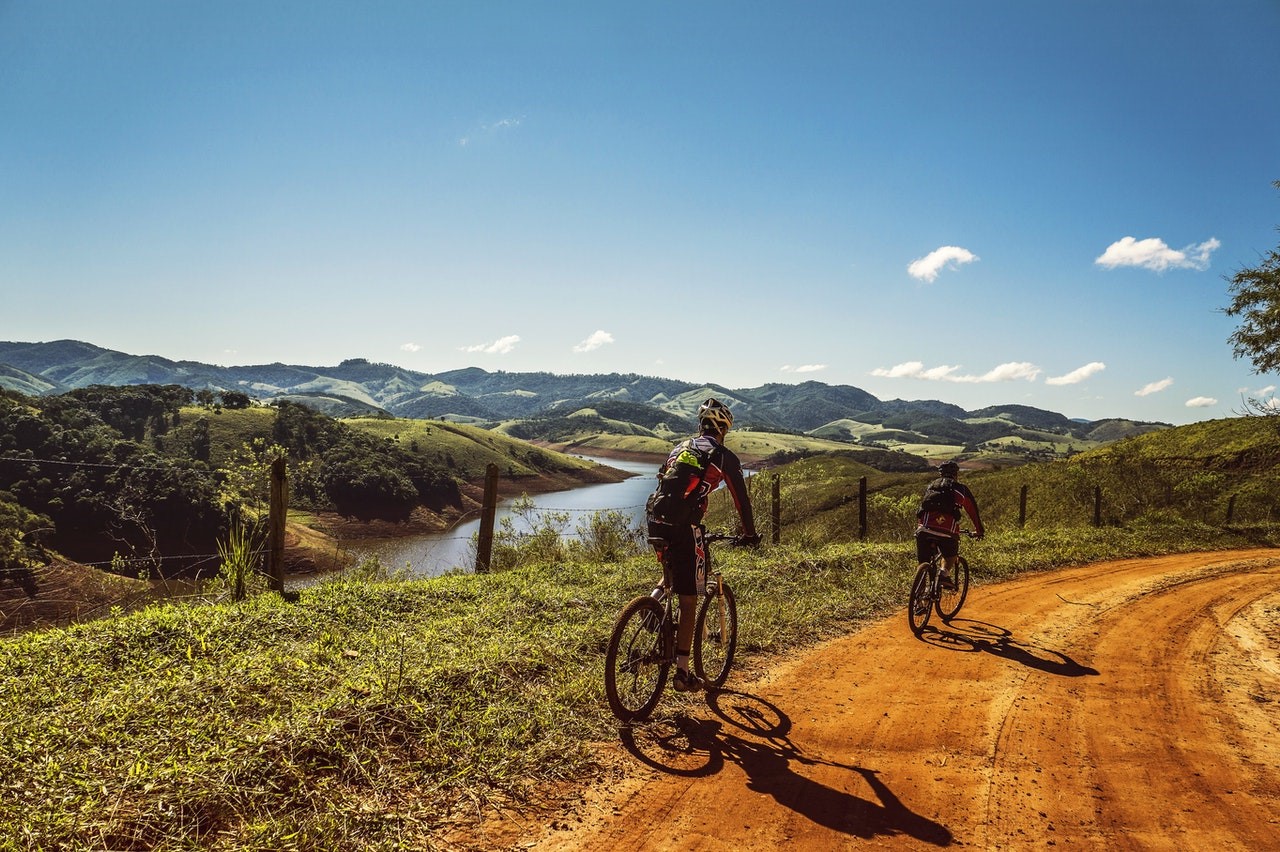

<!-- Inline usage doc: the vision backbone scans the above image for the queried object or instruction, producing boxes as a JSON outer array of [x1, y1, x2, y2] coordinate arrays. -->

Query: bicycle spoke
[[937, 556, 970, 621], [907, 564, 933, 634], [694, 582, 737, 688], [605, 596, 670, 721]]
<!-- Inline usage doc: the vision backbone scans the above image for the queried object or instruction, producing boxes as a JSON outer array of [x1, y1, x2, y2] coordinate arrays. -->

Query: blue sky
[[3, 1, 1279, 426]]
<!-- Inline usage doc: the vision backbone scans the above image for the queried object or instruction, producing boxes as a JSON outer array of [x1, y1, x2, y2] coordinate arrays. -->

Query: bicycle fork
[[706, 570, 726, 645]]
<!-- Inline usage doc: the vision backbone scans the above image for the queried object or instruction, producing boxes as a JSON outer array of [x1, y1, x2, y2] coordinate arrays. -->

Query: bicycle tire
[[907, 563, 933, 634], [936, 555, 970, 621], [693, 581, 738, 688], [604, 595, 670, 722]]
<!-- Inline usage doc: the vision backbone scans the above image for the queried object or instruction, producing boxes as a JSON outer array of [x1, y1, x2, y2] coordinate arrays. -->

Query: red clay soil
[[464, 549, 1280, 850]]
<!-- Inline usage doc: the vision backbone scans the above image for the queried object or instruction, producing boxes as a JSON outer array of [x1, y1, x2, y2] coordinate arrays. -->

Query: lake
[[345, 455, 661, 577]]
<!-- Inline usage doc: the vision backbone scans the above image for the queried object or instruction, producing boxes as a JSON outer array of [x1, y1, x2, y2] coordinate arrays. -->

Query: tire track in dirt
[[468, 549, 1280, 850]]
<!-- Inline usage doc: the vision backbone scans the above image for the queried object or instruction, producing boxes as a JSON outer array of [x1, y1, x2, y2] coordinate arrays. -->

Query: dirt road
[[481, 549, 1280, 850]]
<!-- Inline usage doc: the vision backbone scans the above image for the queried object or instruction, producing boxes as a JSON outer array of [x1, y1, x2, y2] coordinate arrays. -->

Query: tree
[[219, 390, 252, 409], [1224, 181, 1280, 382]]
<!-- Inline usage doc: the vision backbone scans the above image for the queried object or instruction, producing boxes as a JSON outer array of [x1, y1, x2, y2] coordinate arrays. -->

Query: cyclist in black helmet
[[915, 460, 984, 589], [645, 397, 760, 692]]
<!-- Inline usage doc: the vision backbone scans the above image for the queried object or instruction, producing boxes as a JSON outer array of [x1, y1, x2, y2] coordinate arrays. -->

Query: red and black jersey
[[916, 479, 983, 539], [660, 433, 757, 537]]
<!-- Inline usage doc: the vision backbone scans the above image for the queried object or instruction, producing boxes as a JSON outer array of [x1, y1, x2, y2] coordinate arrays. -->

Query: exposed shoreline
[[284, 455, 639, 572]]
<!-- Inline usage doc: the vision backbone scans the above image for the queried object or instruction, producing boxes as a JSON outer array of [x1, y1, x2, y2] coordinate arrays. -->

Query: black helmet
[[937, 461, 960, 478], [697, 397, 734, 435]]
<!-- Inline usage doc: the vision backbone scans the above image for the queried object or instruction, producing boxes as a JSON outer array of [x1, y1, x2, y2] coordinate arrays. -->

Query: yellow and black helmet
[[697, 397, 734, 435]]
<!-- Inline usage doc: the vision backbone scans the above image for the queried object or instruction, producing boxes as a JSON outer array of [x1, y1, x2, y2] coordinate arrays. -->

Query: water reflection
[[346, 455, 659, 578]]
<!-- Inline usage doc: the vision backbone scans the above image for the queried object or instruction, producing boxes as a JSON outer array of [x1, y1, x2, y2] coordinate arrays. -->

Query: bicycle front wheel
[[907, 564, 933, 635], [694, 582, 738, 688], [936, 556, 970, 621], [604, 596, 670, 722]]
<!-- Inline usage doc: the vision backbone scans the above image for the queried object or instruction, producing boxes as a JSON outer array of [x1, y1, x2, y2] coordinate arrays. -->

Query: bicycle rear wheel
[[694, 582, 737, 688], [907, 563, 933, 635], [604, 596, 670, 722], [936, 556, 970, 621]]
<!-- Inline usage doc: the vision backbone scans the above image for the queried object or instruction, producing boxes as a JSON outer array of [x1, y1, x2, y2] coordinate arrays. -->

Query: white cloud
[[572, 330, 614, 353], [871, 361, 961, 380], [907, 246, 979, 282], [1185, 396, 1218, 408], [1135, 377, 1174, 397], [1237, 385, 1279, 409], [1046, 362, 1106, 386], [460, 335, 521, 355], [781, 364, 827, 373], [871, 360, 1040, 383], [458, 115, 524, 147], [400, 342, 421, 353], [1094, 236, 1220, 272], [970, 362, 1041, 383]]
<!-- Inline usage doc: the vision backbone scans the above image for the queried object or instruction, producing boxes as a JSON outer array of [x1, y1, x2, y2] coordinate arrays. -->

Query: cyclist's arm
[[717, 450, 757, 539], [956, 484, 985, 536]]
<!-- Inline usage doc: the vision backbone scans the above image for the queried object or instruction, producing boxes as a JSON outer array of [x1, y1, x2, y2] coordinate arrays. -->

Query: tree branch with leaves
[[1223, 180, 1280, 413]]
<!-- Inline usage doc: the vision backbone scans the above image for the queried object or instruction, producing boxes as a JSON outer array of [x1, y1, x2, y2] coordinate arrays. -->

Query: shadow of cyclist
[[619, 690, 953, 845], [920, 619, 1099, 678]]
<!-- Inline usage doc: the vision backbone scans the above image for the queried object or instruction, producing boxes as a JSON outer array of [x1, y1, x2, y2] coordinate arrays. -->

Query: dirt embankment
[[461, 549, 1280, 850]]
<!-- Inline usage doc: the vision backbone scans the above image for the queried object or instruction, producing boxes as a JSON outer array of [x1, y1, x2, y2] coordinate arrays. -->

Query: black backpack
[[645, 439, 712, 526], [920, 477, 959, 517]]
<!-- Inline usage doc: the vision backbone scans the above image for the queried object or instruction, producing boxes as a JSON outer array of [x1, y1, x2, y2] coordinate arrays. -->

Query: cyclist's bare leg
[[940, 552, 958, 588], [673, 593, 703, 690], [677, 594, 697, 665]]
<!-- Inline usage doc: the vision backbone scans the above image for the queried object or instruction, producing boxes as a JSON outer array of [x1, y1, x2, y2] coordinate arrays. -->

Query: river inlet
[[347, 455, 660, 577]]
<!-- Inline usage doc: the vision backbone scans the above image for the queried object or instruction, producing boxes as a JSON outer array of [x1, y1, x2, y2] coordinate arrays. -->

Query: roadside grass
[[3, 519, 1277, 850]]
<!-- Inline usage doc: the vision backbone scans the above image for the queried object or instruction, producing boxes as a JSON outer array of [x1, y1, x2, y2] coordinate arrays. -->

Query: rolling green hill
[[0, 340, 1169, 458], [743, 415, 1280, 543]]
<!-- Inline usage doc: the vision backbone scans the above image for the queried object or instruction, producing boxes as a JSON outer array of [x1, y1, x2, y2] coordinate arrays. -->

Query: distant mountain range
[[0, 339, 1169, 446]]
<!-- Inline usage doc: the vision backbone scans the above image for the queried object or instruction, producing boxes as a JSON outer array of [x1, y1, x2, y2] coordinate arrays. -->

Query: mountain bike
[[907, 530, 978, 635], [604, 530, 742, 722]]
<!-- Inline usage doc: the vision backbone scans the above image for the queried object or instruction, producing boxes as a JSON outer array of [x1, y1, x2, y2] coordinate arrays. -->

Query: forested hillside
[[0, 386, 618, 579]]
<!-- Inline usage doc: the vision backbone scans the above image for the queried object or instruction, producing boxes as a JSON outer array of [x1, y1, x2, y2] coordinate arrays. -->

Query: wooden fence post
[[771, 474, 781, 545], [1226, 493, 1237, 526], [1093, 485, 1102, 527], [858, 476, 868, 540], [268, 456, 287, 594], [1019, 484, 1028, 528], [475, 462, 499, 573]]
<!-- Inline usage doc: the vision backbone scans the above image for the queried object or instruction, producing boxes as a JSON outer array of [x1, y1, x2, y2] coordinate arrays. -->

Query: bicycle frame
[[907, 531, 973, 635], [604, 529, 741, 721]]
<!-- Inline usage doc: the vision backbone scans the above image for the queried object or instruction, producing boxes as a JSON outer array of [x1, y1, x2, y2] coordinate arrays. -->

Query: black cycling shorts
[[653, 521, 699, 596], [916, 530, 959, 564]]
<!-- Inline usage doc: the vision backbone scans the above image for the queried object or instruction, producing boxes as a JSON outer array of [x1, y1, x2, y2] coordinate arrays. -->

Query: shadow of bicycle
[[916, 618, 1100, 678], [617, 689, 953, 845]]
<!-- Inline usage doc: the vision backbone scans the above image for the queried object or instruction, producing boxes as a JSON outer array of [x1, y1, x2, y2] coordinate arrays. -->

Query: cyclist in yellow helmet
[[645, 397, 760, 692]]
